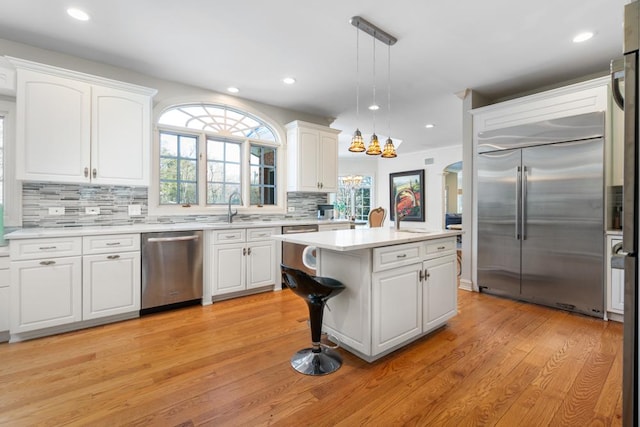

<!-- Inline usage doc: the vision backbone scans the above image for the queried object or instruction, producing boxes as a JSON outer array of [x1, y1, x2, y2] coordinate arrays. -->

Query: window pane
[[180, 136, 197, 158], [160, 158, 177, 180], [208, 139, 224, 160], [263, 148, 275, 166], [180, 183, 197, 204], [227, 143, 240, 163], [207, 161, 224, 182], [250, 187, 260, 205], [226, 164, 241, 183], [160, 133, 178, 156], [207, 183, 223, 204], [179, 159, 197, 181], [250, 165, 260, 185], [160, 182, 178, 204]]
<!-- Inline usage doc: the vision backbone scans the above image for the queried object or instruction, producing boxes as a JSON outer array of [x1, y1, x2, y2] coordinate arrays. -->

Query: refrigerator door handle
[[516, 166, 521, 240], [522, 166, 528, 240]]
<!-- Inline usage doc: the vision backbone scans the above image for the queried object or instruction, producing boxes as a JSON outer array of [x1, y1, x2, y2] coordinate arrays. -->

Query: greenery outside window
[[335, 176, 373, 222], [153, 103, 282, 214]]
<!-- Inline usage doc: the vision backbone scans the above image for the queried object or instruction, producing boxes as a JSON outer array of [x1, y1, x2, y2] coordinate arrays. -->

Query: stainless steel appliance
[[614, 1, 640, 423], [281, 224, 319, 276], [141, 230, 203, 313], [477, 112, 605, 318], [317, 204, 334, 220]]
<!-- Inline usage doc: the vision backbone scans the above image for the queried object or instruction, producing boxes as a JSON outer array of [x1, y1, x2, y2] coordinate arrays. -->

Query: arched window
[[155, 103, 281, 211]]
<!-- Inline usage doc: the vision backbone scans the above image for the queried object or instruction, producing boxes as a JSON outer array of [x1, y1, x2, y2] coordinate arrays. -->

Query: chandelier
[[348, 16, 398, 158]]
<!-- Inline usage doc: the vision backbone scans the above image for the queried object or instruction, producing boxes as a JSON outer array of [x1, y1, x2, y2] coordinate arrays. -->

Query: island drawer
[[247, 227, 279, 242], [10, 237, 83, 261], [212, 229, 246, 244], [83, 234, 140, 255], [424, 238, 456, 259], [373, 242, 422, 272]]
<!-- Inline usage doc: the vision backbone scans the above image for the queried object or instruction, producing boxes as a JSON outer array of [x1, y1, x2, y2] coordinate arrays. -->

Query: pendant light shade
[[366, 133, 381, 155], [349, 129, 366, 152], [381, 137, 397, 158]]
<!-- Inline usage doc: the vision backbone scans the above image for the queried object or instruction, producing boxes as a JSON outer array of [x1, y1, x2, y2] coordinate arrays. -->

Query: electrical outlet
[[85, 207, 100, 215], [128, 205, 142, 216], [287, 206, 295, 212], [48, 207, 65, 215]]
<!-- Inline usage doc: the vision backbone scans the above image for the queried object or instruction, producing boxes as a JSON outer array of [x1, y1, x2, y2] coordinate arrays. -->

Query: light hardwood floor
[[0, 289, 623, 426]]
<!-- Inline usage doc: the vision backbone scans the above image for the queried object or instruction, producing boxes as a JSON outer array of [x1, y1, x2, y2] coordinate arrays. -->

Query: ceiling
[[0, 1, 629, 156]]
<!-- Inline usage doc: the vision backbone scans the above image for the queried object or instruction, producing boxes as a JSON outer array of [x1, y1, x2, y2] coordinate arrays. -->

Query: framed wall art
[[389, 169, 425, 221]]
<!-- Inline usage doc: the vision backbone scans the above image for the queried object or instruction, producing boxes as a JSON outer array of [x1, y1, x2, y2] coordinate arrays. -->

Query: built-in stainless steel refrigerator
[[615, 1, 640, 424], [477, 112, 605, 318]]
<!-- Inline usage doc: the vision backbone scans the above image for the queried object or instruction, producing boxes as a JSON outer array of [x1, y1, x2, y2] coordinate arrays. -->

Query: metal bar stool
[[281, 264, 346, 375]]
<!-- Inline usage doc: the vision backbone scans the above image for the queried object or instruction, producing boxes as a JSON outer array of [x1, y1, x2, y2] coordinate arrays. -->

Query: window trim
[[149, 99, 286, 216], [0, 99, 21, 227]]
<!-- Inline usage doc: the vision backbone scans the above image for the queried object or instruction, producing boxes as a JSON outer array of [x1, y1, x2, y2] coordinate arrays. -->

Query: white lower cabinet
[[423, 254, 457, 330], [82, 234, 140, 320], [372, 263, 422, 354], [607, 236, 624, 318], [211, 227, 278, 298], [0, 253, 9, 341], [9, 234, 140, 340], [11, 256, 82, 333]]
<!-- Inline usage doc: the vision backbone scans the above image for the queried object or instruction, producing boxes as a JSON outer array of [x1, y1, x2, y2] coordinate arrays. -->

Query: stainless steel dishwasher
[[281, 224, 319, 276], [141, 230, 203, 313]]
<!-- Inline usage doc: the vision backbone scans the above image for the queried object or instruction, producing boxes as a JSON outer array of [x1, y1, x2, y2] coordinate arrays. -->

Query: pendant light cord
[[387, 43, 391, 137], [356, 25, 360, 124], [372, 34, 376, 134]]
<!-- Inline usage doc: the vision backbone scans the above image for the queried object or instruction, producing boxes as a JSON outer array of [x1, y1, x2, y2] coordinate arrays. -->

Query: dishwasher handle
[[147, 235, 200, 243]]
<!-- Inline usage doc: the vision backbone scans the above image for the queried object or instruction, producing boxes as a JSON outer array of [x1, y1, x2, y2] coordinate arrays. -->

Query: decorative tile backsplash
[[22, 182, 329, 228]]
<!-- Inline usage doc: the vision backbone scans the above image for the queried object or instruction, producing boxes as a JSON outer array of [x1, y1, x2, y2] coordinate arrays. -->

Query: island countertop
[[272, 227, 462, 251]]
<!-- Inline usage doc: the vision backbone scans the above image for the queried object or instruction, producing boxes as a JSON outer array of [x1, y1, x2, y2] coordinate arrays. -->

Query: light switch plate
[[48, 207, 65, 215], [128, 205, 142, 216], [85, 207, 100, 215]]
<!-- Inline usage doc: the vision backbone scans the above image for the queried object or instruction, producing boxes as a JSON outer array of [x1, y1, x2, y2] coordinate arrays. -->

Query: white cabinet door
[[16, 69, 91, 183], [10, 257, 82, 333], [213, 243, 246, 295], [298, 129, 321, 191], [318, 130, 338, 192], [611, 266, 625, 313], [247, 240, 275, 289], [423, 255, 457, 331], [0, 287, 9, 334], [372, 263, 422, 355], [82, 252, 141, 320], [91, 85, 150, 186]]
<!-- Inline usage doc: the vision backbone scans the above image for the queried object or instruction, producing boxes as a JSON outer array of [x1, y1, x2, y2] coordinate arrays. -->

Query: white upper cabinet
[[10, 58, 156, 186], [286, 121, 340, 193]]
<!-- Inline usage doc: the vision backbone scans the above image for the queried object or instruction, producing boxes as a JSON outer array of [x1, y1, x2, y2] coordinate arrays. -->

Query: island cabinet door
[[422, 254, 457, 332], [372, 263, 422, 355]]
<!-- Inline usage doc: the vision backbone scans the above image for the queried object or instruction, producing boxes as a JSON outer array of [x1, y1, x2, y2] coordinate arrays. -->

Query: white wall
[[374, 145, 462, 230]]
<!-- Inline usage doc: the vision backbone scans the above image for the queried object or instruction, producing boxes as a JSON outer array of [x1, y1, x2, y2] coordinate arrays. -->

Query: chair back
[[368, 207, 386, 228]]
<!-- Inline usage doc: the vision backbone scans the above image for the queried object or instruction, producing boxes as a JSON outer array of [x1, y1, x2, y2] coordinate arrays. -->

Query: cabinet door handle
[[243, 248, 247, 256], [419, 269, 424, 282], [39, 246, 57, 250], [40, 260, 56, 266], [396, 254, 407, 258], [92, 168, 97, 178], [425, 269, 430, 280], [84, 167, 89, 177], [320, 182, 323, 189], [107, 255, 121, 260], [247, 247, 251, 255]]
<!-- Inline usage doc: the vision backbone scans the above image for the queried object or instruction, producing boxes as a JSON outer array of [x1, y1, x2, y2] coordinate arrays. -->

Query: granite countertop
[[4, 219, 353, 240], [272, 227, 462, 252]]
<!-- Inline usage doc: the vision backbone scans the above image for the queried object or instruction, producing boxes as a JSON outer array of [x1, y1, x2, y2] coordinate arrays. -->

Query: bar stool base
[[290, 347, 343, 375]]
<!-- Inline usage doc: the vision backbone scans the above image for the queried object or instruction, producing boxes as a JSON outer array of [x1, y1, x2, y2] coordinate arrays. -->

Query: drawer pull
[[40, 260, 56, 266], [107, 255, 120, 260], [225, 235, 236, 239], [106, 242, 121, 246], [39, 246, 57, 250], [256, 233, 269, 237], [396, 254, 407, 258], [437, 246, 446, 250]]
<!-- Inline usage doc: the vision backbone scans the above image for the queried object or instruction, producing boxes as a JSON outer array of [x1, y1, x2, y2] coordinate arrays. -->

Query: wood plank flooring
[[0, 289, 623, 426]]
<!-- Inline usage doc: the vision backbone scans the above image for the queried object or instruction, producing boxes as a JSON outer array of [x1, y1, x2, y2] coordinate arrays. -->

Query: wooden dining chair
[[368, 207, 386, 228]]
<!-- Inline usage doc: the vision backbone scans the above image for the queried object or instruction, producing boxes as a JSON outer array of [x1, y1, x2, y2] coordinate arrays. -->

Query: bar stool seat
[[281, 264, 346, 375]]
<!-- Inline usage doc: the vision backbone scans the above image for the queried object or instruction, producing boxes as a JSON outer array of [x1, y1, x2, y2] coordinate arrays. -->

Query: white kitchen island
[[273, 228, 462, 362]]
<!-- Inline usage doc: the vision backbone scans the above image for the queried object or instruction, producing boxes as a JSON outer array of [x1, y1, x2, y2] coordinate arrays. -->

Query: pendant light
[[381, 43, 397, 158], [366, 34, 382, 156], [348, 23, 365, 152]]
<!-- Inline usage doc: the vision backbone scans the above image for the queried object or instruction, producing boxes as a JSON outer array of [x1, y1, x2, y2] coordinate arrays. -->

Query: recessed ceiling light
[[67, 8, 90, 21], [227, 87, 240, 93], [572, 32, 594, 43], [425, 123, 435, 129], [368, 104, 380, 111], [282, 77, 296, 85]]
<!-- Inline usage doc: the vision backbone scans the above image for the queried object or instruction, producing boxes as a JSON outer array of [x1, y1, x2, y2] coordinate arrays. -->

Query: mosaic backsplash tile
[[22, 182, 329, 228]]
